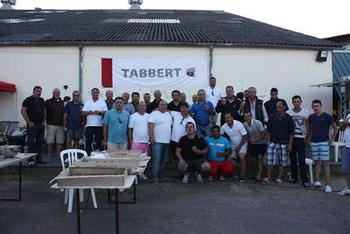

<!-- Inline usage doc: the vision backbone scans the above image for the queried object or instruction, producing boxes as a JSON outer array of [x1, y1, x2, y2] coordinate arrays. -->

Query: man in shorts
[[64, 90, 84, 149], [308, 99, 338, 193], [220, 112, 248, 182], [265, 102, 294, 184], [243, 112, 267, 182], [176, 122, 209, 183], [46, 88, 65, 160], [338, 110, 350, 196], [205, 125, 234, 181]]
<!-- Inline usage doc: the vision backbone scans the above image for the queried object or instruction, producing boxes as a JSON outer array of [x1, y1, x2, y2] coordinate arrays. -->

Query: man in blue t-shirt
[[64, 91, 84, 149], [205, 125, 233, 181], [103, 97, 130, 151], [308, 99, 338, 193], [191, 89, 216, 137]]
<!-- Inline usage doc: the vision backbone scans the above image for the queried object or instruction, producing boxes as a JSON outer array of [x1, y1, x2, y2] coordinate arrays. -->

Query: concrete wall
[[0, 47, 79, 124], [0, 46, 333, 125]]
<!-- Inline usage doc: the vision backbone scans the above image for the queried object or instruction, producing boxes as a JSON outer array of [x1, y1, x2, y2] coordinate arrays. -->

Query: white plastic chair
[[305, 158, 314, 184], [60, 149, 98, 213], [331, 131, 345, 163]]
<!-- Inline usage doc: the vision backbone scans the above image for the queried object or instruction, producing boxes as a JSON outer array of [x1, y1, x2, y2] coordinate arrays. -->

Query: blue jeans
[[151, 143, 169, 178], [196, 124, 211, 137], [27, 123, 44, 162]]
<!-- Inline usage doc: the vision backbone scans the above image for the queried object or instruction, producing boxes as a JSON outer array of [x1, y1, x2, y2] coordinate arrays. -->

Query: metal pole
[[209, 45, 214, 78], [19, 162, 22, 201], [114, 189, 119, 234], [76, 190, 81, 234], [78, 46, 83, 93]]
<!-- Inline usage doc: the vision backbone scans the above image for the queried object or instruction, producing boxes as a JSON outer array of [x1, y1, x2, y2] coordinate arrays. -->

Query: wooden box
[[53, 167, 127, 187], [97, 150, 147, 159]]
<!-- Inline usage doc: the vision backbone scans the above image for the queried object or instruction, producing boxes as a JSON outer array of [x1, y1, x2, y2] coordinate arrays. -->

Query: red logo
[[186, 67, 195, 77]]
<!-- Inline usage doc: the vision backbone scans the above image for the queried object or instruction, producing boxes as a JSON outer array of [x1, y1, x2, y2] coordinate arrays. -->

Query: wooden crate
[[105, 150, 147, 159], [53, 167, 127, 187]]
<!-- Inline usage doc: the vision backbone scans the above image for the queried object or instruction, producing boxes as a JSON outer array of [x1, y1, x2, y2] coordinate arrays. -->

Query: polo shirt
[[244, 119, 267, 144], [22, 96, 46, 123], [103, 109, 130, 144], [191, 101, 214, 126], [220, 121, 247, 146], [204, 86, 222, 108], [309, 112, 334, 143], [65, 101, 83, 129], [46, 97, 65, 126], [82, 99, 108, 127], [171, 111, 196, 142], [205, 136, 231, 162]]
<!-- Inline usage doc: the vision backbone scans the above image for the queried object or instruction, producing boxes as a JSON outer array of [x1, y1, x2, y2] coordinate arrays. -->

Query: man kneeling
[[205, 125, 234, 181], [176, 122, 210, 183]]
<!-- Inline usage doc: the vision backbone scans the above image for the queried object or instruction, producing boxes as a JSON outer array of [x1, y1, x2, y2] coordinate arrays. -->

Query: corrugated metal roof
[[0, 9, 341, 49], [333, 52, 350, 82]]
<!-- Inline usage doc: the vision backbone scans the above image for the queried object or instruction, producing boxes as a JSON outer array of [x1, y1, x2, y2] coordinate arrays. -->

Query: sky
[[13, 0, 350, 38]]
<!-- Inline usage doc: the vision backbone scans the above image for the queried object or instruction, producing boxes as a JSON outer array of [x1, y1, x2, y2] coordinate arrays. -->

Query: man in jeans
[[191, 89, 215, 137], [103, 97, 130, 151], [148, 100, 173, 182], [308, 99, 338, 193], [287, 95, 310, 187], [82, 88, 108, 155], [21, 86, 46, 164], [265, 101, 294, 184], [45, 88, 65, 160], [176, 122, 209, 184], [64, 90, 84, 149]]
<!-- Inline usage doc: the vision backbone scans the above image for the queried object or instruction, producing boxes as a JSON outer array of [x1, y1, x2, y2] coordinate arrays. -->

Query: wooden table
[[0, 153, 37, 201], [89, 155, 150, 204], [51, 175, 136, 234]]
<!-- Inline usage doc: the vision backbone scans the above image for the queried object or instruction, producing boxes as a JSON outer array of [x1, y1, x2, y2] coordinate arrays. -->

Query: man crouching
[[176, 122, 210, 183]]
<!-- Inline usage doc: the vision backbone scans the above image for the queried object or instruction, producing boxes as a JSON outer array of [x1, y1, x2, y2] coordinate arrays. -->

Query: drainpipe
[[78, 45, 83, 93], [209, 45, 214, 78]]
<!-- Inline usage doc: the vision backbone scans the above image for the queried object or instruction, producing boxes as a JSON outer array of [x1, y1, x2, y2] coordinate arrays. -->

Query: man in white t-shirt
[[148, 100, 173, 182], [82, 88, 108, 155], [286, 95, 310, 187], [129, 101, 150, 154], [204, 77, 222, 125], [170, 104, 196, 162], [129, 101, 150, 180], [220, 112, 248, 182]]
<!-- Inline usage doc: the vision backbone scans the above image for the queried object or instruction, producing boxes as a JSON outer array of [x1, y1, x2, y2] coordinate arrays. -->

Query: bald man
[[46, 88, 65, 160]]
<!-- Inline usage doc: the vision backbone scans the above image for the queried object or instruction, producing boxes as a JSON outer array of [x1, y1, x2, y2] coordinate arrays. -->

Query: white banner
[[112, 57, 209, 88]]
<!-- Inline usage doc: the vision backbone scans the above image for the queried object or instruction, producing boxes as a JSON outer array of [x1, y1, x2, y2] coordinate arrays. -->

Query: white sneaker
[[325, 185, 332, 193], [140, 174, 148, 180], [313, 181, 322, 188], [182, 174, 190, 184], [196, 173, 203, 183], [337, 188, 350, 196]]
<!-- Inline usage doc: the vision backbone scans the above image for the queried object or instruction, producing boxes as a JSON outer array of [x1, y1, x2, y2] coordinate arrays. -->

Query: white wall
[[0, 47, 79, 125], [0, 46, 333, 124], [212, 48, 333, 113]]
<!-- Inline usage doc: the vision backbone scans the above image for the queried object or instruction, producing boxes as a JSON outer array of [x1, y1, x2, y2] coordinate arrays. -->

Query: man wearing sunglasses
[[103, 97, 130, 151]]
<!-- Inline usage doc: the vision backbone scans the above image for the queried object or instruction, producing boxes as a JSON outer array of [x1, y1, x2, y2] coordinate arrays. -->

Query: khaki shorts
[[46, 125, 65, 144], [107, 142, 128, 152]]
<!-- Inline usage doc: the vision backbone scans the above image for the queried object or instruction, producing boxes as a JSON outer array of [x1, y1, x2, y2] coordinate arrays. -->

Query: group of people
[[20, 76, 350, 195]]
